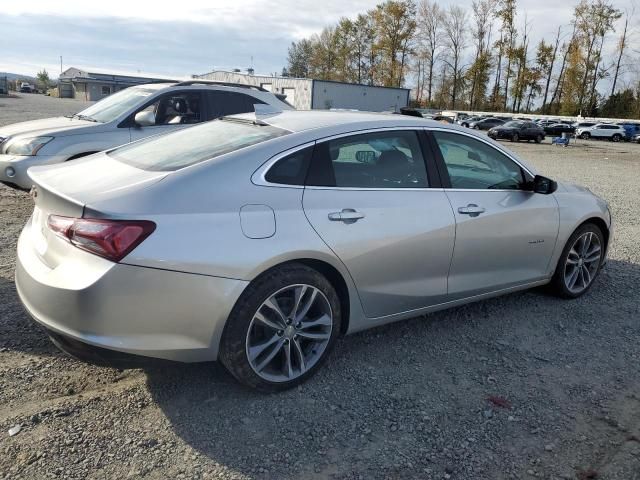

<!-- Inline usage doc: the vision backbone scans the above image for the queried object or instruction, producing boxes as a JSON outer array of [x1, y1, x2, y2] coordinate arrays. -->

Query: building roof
[[198, 70, 410, 92], [60, 67, 183, 83]]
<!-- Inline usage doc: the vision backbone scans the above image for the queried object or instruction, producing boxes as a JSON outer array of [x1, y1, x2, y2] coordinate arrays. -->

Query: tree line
[[285, 0, 639, 118]]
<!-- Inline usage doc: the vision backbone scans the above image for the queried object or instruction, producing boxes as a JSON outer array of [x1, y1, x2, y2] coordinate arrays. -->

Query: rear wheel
[[220, 263, 341, 391], [511, 133, 519, 142], [580, 132, 591, 140], [549, 223, 605, 299], [611, 134, 622, 142], [535, 134, 543, 144]]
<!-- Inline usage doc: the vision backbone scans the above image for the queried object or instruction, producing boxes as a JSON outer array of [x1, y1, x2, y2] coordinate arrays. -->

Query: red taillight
[[47, 215, 156, 262]]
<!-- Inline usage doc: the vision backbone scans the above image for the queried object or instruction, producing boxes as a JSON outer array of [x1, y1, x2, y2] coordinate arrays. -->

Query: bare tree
[[468, 0, 496, 109], [610, 12, 630, 96], [416, 0, 443, 104], [540, 27, 561, 114], [442, 5, 468, 108]]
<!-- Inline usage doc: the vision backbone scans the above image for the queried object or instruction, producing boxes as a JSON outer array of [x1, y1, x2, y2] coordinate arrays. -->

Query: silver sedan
[[16, 111, 612, 391]]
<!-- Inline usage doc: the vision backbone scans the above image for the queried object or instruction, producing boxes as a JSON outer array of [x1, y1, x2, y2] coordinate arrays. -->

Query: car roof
[[231, 110, 438, 133]]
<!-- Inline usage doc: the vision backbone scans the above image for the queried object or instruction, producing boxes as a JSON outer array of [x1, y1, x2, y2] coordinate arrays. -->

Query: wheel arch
[[245, 257, 356, 335], [578, 216, 610, 251]]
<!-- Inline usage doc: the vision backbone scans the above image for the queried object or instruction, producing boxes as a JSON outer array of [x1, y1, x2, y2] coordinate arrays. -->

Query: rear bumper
[[15, 227, 249, 362]]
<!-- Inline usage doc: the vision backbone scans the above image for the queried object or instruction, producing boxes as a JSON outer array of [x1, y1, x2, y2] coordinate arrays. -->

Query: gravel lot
[[1, 94, 639, 480]]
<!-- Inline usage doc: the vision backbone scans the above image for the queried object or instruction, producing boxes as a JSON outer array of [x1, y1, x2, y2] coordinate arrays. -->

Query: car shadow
[[143, 258, 639, 478]]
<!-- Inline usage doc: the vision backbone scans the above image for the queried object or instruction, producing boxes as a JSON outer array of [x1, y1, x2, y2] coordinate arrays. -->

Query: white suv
[[576, 123, 626, 142], [0, 81, 293, 189]]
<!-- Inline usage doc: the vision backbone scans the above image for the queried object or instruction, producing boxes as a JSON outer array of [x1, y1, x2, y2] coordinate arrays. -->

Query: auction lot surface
[[1, 94, 639, 479]]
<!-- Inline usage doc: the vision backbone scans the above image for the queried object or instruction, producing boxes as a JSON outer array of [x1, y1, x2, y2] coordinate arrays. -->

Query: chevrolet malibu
[[16, 111, 612, 391]]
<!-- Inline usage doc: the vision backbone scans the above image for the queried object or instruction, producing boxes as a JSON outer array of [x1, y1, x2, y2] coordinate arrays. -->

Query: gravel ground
[[1, 95, 639, 479]]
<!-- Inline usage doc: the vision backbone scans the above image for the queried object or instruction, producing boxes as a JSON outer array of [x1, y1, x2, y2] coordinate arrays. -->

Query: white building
[[195, 70, 410, 112]]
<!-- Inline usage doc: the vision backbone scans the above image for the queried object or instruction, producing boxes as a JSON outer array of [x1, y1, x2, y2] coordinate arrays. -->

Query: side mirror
[[531, 175, 558, 195], [134, 111, 155, 127]]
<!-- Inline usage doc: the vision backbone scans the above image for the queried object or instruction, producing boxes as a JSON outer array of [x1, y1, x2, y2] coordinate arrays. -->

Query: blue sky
[[0, 0, 635, 85]]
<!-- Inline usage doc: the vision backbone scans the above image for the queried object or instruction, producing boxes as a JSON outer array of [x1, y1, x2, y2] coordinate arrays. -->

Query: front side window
[[432, 131, 526, 190], [135, 91, 202, 125], [75, 86, 156, 123], [109, 118, 289, 171], [308, 131, 428, 188]]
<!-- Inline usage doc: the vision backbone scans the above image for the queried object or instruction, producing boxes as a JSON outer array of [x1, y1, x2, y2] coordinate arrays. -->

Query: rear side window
[[265, 147, 313, 185], [109, 119, 289, 171], [206, 91, 265, 119], [307, 131, 428, 188]]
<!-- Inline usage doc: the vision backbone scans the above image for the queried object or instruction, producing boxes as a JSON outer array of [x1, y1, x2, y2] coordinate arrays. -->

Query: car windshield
[[108, 118, 289, 171], [503, 121, 524, 128], [74, 87, 158, 123]]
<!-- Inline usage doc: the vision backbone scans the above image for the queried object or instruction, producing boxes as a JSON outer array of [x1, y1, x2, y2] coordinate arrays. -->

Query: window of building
[[101, 86, 112, 96]]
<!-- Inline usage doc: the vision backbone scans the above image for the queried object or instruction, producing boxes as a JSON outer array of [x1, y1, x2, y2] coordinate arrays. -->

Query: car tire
[[549, 223, 605, 299], [219, 263, 342, 392], [580, 132, 590, 140], [535, 134, 543, 144], [511, 133, 519, 142], [461, 123, 469, 128], [611, 134, 621, 142]]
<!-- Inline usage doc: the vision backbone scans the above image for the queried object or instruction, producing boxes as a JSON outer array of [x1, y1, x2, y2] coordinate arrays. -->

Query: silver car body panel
[[15, 111, 612, 361]]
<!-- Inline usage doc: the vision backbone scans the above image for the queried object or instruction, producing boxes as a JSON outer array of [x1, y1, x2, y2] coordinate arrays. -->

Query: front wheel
[[511, 133, 519, 142], [535, 134, 543, 144], [219, 263, 341, 391], [611, 134, 622, 142], [549, 223, 605, 299], [580, 132, 590, 140]]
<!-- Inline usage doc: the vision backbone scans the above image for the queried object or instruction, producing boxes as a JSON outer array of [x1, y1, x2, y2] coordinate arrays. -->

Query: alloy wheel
[[245, 284, 333, 383], [564, 231, 602, 294]]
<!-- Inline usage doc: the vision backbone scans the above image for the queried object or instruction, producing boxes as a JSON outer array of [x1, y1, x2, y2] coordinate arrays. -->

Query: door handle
[[458, 204, 486, 217], [328, 209, 365, 223]]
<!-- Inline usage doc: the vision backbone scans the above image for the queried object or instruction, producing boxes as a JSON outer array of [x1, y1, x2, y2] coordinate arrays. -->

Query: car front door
[[128, 90, 204, 142], [302, 129, 456, 318], [430, 130, 559, 300]]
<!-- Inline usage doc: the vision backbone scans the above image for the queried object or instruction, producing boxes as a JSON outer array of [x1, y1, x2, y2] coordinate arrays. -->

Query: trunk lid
[[26, 153, 168, 268]]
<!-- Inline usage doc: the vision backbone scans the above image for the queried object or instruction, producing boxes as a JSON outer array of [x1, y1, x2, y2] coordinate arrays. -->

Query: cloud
[[0, 0, 634, 81]]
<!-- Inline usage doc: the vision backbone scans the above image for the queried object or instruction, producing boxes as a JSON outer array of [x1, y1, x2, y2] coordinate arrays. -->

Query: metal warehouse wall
[[312, 81, 409, 112], [196, 71, 313, 110]]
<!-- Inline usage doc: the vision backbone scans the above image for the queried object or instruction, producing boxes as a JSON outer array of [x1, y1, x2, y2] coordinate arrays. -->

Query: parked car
[[543, 123, 576, 137], [576, 123, 626, 142], [458, 116, 483, 127], [15, 111, 612, 391], [469, 117, 505, 130], [487, 120, 545, 143], [616, 122, 640, 140], [0, 80, 293, 189], [573, 121, 597, 129], [633, 133, 640, 144]]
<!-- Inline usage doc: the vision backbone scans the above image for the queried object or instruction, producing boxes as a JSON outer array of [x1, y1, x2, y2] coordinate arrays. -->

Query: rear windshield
[[108, 118, 289, 171]]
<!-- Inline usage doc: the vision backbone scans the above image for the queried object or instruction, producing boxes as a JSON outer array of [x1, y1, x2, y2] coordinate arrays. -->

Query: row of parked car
[[457, 114, 640, 144]]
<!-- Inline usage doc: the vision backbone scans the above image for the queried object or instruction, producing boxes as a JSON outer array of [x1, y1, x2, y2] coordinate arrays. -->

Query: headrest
[[172, 98, 187, 114]]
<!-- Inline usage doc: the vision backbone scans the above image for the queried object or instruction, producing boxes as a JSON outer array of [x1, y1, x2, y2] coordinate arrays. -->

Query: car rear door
[[204, 91, 265, 119], [430, 130, 559, 299], [302, 129, 456, 318]]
